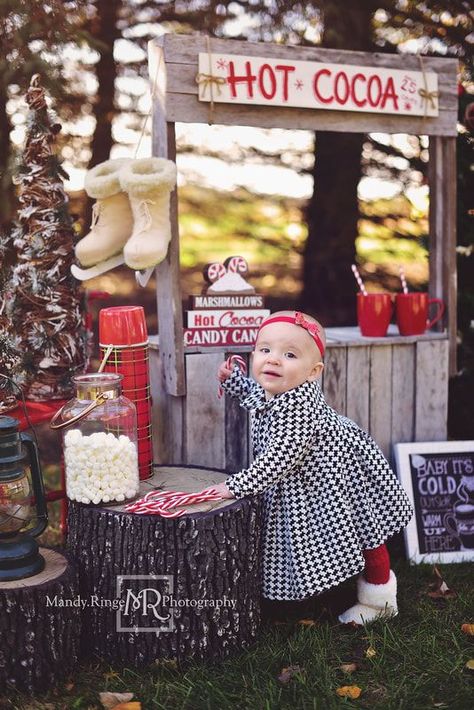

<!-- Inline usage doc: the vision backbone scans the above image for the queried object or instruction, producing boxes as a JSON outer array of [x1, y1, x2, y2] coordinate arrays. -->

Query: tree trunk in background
[[0, 82, 14, 228], [89, 0, 120, 169], [302, 1, 377, 325]]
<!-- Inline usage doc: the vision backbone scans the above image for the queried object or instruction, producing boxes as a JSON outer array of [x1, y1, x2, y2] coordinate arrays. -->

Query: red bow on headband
[[257, 312, 325, 357]]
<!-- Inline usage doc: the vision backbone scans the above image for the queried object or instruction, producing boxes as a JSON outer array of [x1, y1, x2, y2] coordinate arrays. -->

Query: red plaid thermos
[[99, 306, 153, 480]]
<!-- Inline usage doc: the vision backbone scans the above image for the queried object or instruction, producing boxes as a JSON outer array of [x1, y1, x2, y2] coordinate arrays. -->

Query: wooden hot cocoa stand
[[67, 35, 458, 670]]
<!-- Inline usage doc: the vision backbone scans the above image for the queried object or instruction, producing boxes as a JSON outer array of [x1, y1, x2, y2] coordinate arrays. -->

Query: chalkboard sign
[[394, 441, 474, 563]]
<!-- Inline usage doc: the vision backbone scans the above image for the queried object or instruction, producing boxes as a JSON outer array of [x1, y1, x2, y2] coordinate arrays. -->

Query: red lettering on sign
[[351, 72, 367, 107], [258, 63, 277, 99], [381, 76, 399, 110], [227, 60, 256, 99], [334, 71, 350, 104], [275, 64, 296, 101], [313, 68, 333, 104], [367, 74, 382, 107]]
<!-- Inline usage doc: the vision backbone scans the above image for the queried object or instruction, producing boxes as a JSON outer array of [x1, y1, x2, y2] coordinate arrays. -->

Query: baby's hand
[[212, 481, 234, 499], [217, 361, 233, 383]]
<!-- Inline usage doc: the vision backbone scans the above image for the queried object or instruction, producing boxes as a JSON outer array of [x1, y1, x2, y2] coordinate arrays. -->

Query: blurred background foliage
[[0, 0, 473, 434]]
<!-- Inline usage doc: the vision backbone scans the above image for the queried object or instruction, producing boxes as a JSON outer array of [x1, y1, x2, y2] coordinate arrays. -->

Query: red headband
[[257, 312, 325, 357]]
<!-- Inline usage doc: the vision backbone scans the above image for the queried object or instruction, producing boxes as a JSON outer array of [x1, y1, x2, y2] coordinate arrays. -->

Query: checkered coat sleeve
[[221, 369, 413, 601]]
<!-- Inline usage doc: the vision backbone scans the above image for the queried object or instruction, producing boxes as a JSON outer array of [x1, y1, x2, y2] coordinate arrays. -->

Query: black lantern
[[0, 416, 48, 581]]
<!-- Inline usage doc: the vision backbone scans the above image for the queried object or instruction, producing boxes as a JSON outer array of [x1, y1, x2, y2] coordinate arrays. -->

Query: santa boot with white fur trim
[[338, 570, 398, 624], [75, 158, 133, 267], [118, 157, 177, 270], [338, 543, 398, 625]]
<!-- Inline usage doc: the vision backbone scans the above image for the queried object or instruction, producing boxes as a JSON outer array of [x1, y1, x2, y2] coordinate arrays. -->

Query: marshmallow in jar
[[51, 373, 139, 505]]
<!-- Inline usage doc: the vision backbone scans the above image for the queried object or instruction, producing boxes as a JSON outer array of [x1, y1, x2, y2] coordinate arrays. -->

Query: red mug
[[395, 293, 445, 336], [357, 293, 393, 337]]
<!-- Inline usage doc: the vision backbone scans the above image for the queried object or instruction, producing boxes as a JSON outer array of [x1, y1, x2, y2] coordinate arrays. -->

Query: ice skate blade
[[71, 254, 125, 280], [135, 267, 154, 288]]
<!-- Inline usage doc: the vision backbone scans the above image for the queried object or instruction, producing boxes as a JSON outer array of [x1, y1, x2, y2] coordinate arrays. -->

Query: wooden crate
[[149, 327, 449, 471]]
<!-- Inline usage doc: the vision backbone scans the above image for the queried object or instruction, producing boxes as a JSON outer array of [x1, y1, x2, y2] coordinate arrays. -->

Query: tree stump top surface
[[0, 547, 68, 590], [105, 465, 235, 515]]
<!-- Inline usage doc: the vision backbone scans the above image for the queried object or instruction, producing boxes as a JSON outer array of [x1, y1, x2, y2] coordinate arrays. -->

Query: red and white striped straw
[[217, 354, 247, 399], [399, 265, 409, 294], [351, 264, 368, 296]]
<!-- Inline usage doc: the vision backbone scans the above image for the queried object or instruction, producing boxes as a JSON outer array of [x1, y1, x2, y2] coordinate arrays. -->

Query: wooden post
[[149, 39, 186, 398], [429, 135, 458, 376]]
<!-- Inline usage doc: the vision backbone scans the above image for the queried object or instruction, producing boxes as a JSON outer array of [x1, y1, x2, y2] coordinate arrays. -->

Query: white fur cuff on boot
[[338, 570, 398, 625]]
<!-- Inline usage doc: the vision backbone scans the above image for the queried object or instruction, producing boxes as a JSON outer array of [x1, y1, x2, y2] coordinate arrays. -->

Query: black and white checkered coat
[[223, 368, 413, 601]]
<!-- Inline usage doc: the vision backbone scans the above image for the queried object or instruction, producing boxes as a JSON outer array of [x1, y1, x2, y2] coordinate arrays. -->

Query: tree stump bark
[[66, 465, 261, 667], [0, 548, 80, 693]]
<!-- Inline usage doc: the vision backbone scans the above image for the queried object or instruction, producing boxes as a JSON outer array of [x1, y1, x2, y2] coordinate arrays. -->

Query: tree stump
[[0, 548, 80, 693], [66, 465, 261, 667]]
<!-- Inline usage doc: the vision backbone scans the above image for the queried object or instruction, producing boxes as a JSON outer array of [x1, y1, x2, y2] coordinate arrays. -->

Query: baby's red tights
[[363, 543, 390, 584]]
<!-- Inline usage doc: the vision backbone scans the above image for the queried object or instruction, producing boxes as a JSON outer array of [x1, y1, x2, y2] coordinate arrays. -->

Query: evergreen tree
[[8, 75, 89, 401]]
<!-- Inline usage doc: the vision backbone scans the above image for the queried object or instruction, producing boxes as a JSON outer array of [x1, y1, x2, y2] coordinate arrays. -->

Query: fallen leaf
[[365, 646, 376, 658], [427, 566, 457, 599], [336, 685, 362, 699], [340, 662, 358, 673], [297, 618, 317, 627], [64, 680, 75, 691], [461, 623, 474, 636], [465, 659, 474, 671], [99, 693, 134, 709], [277, 665, 304, 684]]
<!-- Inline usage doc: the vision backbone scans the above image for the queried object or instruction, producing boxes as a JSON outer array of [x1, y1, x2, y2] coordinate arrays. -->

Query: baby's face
[[252, 321, 323, 399]]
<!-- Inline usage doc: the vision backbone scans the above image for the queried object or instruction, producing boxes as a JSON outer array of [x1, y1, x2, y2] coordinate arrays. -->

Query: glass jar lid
[[73, 373, 123, 401]]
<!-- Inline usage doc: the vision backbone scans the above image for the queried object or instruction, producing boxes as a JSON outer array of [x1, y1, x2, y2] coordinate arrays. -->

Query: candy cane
[[351, 264, 368, 296], [399, 265, 409, 294], [217, 354, 247, 399], [226, 256, 248, 275], [124, 487, 222, 516], [204, 262, 226, 283]]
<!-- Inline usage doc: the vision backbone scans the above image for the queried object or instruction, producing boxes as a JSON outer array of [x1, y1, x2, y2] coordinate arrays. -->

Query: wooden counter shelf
[[149, 327, 449, 470]]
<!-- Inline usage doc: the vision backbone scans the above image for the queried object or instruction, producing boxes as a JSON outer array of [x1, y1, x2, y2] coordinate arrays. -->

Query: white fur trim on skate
[[119, 157, 177, 197], [338, 570, 398, 625], [85, 158, 131, 199]]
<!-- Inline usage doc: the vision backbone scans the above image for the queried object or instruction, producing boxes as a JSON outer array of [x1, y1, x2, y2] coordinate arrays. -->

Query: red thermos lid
[[99, 306, 148, 346]]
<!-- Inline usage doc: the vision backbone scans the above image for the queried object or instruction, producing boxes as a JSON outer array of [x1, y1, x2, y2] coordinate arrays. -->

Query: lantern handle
[[21, 433, 48, 538], [50, 392, 109, 430]]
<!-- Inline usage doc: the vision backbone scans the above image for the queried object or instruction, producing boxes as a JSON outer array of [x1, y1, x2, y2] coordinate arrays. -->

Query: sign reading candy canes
[[198, 54, 439, 117]]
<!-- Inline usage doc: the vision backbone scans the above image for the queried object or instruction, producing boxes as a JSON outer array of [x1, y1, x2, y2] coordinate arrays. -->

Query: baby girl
[[212, 310, 413, 624]]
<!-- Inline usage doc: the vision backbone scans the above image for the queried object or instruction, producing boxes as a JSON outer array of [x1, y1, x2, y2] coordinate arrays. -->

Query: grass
[[2, 551, 473, 709]]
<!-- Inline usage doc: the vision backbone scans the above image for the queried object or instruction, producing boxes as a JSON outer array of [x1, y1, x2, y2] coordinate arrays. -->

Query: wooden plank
[[165, 63, 458, 110], [152, 35, 457, 135], [149, 349, 184, 464], [325, 325, 447, 346], [346, 347, 370, 430], [391, 344, 416, 447], [428, 135, 457, 375], [185, 353, 226, 468], [159, 35, 458, 76], [225, 352, 249, 472], [164, 93, 457, 136], [369, 345, 392, 459], [149, 40, 186, 397], [414, 340, 449, 441], [322, 347, 347, 415]]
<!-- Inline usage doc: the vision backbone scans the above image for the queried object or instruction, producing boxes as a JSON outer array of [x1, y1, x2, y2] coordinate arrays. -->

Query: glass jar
[[51, 373, 139, 505]]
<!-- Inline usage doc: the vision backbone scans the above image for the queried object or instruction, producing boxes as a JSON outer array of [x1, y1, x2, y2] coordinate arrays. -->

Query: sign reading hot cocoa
[[395, 441, 474, 564], [198, 54, 439, 117]]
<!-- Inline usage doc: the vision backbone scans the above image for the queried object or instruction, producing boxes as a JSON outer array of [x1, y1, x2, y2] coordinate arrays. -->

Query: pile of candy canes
[[124, 486, 224, 517]]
